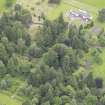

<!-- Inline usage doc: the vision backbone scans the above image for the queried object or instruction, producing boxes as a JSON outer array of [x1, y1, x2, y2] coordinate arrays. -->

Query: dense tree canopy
[[98, 8, 105, 22], [0, 4, 105, 105]]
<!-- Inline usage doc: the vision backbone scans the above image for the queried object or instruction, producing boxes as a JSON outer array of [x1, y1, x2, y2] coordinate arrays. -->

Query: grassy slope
[[0, 77, 23, 105], [47, 0, 98, 20], [78, 0, 105, 8], [0, 92, 21, 105], [47, 1, 75, 20], [0, 0, 6, 12]]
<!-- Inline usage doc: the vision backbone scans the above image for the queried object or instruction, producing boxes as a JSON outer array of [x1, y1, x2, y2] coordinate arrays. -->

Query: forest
[[0, 0, 105, 105]]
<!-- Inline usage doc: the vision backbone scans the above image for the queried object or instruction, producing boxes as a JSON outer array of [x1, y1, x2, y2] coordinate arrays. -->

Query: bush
[[5, 0, 13, 7], [98, 8, 105, 22]]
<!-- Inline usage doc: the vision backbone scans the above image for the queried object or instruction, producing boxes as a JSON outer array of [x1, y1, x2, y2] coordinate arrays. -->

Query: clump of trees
[[98, 8, 105, 22], [5, 0, 14, 7]]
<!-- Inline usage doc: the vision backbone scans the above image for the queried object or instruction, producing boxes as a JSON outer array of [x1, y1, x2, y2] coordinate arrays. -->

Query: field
[[0, 77, 23, 105], [48, 0, 98, 20], [0, 92, 21, 105], [79, 0, 105, 8], [0, 0, 5, 12]]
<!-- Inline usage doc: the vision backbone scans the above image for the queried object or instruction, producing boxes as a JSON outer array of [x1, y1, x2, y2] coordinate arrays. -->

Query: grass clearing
[[47, 2, 74, 20], [78, 0, 105, 8], [0, 92, 22, 105], [47, 0, 98, 20], [0, 77, 24, 105], [0, 0, 5, 12]]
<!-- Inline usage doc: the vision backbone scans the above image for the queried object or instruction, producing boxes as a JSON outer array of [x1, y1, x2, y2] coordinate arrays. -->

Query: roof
[[68, 9, 92, 21]]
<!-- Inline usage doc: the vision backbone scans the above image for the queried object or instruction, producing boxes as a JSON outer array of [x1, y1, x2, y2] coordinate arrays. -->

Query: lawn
[[47, 2, 74, 20], [78, 0, 105, 8], [0, 0, 6, 12], [0, 92, 22, 105]]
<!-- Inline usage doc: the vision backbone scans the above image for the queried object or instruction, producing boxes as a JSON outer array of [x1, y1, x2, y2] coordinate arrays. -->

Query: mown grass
[[78, 0, 105, 8], [47, 2, 74, 20], [0, 0, 6, 12]]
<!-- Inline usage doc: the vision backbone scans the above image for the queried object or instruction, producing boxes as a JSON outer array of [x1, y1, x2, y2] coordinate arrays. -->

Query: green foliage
[[0, 60, 7, 75], [22, 100, 32, 105], [5, 0, 14, 7], [0, 4, 104, 105], [85, 94, 97, 105], [98, 8, 105, 22]]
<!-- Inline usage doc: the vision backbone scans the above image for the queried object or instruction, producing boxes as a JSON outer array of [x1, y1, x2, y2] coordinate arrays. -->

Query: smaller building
[[65, 9, 93, 22]]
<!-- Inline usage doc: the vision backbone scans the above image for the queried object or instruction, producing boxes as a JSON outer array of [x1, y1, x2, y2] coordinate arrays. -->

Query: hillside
[[0, 0, 105, 105]]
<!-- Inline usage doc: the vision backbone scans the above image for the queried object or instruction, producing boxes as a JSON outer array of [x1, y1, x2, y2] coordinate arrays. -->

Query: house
[[66, 9, 93, 22]]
